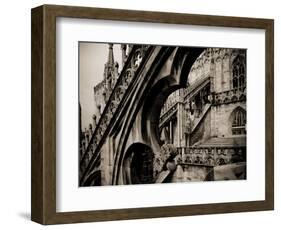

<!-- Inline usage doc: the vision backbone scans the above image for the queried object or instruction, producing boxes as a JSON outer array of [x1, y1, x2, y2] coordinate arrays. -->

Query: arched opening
[[123, 143, 154, 185], [230, 107, 246, 135], [231, 54, 246, 89], [113, 47, 204, 185], [141, 47, 204, 149], [157, 49, 211, 148], [109, 47, 247, 185]]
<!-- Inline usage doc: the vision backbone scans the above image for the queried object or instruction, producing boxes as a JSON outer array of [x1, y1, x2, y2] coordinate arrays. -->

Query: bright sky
[[79, 42, 122, 130]]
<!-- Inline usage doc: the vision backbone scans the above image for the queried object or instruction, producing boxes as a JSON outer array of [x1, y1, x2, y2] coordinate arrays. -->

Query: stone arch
[[83, 170, 101, 186], [229, 106, 246, 135], [231, 54, 246, 89], [122, 143, 154, 185], [141, 76, 179, 150], [111, 47, 175, 185], [141, 47, 204, 148], [112, 47, 204, 185]]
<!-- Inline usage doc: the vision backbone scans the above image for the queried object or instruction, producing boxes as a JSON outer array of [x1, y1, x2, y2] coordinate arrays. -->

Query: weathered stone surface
[[79, 46, 246, 186]]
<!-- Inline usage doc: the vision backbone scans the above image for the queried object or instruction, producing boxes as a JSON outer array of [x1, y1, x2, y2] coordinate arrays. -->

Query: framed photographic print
[[31, 4, 274, 224]]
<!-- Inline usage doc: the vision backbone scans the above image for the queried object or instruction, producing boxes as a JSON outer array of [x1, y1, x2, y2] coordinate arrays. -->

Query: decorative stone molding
[[177, 146, 245, 167], [212, 86, 246, 105], [79, 45, 151, 176]]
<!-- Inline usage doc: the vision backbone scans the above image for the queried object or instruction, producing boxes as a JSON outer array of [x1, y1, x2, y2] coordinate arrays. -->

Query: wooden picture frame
[[31, 4, 274, 225]]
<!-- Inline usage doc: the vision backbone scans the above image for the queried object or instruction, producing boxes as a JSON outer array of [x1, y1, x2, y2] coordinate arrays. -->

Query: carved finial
[[107, 43, 114, 66]]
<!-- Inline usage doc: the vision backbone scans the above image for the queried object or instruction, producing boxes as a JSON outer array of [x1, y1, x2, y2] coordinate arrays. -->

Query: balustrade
[[177, 146, 245, 167], [212, 86, 246, 105]]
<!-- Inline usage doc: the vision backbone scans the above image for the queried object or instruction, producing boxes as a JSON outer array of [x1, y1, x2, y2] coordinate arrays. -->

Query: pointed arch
[[231, 54, 246, 89], [123, 143, 154, 185], [230, 107, 246, 135]]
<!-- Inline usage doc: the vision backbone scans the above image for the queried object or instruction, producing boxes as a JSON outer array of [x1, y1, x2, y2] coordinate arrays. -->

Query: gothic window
[[231, 55, 246, 89], [231, 107, 246, 135]]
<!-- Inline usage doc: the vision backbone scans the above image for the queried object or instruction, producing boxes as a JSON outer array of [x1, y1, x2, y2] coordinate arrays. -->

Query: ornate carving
[[80, 45, 150, 176], [212, 86, 246, 105], [159, 103, 178, 127], [178, 146, 244, 166]]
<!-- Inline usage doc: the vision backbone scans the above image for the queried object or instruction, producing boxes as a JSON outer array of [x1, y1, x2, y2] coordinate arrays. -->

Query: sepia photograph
[[79, 43, 247, 186], [30, 4, 274, 224]]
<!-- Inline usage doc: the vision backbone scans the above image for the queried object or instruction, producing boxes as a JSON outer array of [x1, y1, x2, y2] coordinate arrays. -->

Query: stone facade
[[159, 48, 247, 181], [79, 45, 246, 186]]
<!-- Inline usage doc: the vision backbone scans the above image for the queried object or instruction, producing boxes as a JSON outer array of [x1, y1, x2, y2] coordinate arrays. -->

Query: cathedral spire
[[107, 43, 114, 66]]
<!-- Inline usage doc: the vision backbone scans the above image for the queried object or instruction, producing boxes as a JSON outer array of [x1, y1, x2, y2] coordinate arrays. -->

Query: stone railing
[[160, 92, 180, 116], [80, 45, 152, 176], [212, 86, 246, 105], [176, 146, 245, 167], [159, 102, 178, 128], [183, 74, 210, 101]]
